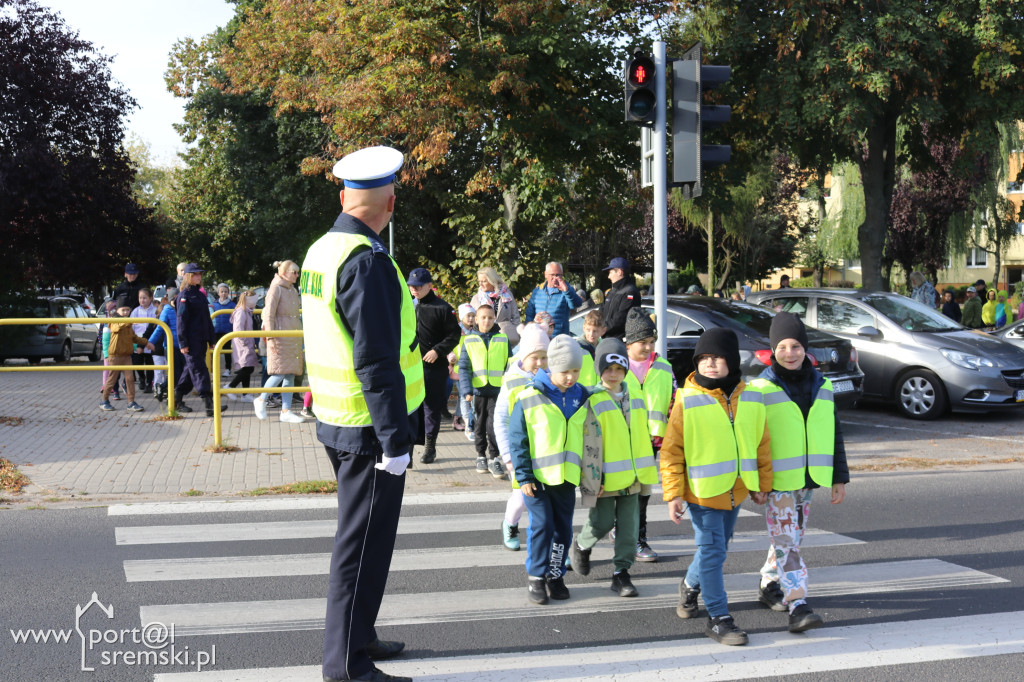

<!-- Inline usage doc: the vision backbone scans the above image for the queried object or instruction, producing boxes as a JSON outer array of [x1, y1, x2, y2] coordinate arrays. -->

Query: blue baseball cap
[[125, 263, 139, 275], [602, 257, 630, 272], [183, 263, 204, 274], [407, 267, 432, 287]]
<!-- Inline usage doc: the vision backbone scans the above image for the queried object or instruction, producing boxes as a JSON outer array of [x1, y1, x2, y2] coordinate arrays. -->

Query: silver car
[[746, 288, 1024, 419]]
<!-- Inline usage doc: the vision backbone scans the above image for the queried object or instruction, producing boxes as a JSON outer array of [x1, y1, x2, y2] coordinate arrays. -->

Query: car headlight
[[940, 348, 995, 370]]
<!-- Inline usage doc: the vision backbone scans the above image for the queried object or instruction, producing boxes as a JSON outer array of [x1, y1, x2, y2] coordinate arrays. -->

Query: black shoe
[[677, 581, 700, 619], [142, 384, 153, 394], [528, 577, 548, 605], [546, 576, 570, 600], [570, 539, 591, 576], [758, 580, 788, 612], [488, 457, 507, 480], [706, 615, 748, 646], [365, 639, 404, 660], [611, 570, 638, 597], [419, 436, 436, 463], [176, 398, 193, 413], [324, 667, 412, 682], [788, 603, 823, 633], [475, 457, 488, 473]]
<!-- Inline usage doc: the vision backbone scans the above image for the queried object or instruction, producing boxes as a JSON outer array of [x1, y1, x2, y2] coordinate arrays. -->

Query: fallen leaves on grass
[[851, 455, 1024, 472], [0, 458, 30, 493], [248, 480, 337, 496]]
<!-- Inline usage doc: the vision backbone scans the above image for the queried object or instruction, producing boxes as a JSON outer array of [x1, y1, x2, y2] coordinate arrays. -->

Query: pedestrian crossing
[[104, 490, 1019, 680]]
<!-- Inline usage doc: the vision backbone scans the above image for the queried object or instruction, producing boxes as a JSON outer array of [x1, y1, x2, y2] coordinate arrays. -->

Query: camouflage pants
[[760, 489, 813, 611]]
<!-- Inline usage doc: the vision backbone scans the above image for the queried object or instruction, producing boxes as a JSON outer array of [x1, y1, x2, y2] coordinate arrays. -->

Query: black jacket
[[413, 290, 461, 361], [601, 276, 642, 340], [112, 279, 143, 309]]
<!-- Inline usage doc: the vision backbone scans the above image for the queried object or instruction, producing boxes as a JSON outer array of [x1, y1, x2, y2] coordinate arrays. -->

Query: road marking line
[[842, 419, 1021, 444], [123, 529, 861, 581], [152, 609, 1024, 681], [115, 505, 753, 545], [139, 559, 1005, 636]]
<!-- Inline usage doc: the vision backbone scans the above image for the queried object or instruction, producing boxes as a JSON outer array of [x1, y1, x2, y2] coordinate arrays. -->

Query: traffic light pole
[[652, 40, 668, 359]]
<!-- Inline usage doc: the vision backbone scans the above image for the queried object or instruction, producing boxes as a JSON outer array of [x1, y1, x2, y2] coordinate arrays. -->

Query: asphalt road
[[2, 462, 1023, 681]]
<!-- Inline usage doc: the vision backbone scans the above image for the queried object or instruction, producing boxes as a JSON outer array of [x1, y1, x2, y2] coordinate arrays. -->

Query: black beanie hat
[[595, 338, 629, 377], [693, 327, 741, 374], [624, 307, 657, 345], [769, 311, 809, 352]]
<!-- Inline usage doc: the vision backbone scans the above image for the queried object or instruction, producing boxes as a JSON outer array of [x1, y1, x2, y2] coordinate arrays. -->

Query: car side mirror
[[857, 326, 883, 340]]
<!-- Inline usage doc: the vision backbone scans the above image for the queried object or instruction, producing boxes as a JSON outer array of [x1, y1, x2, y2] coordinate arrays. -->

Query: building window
[[966, 248, 988, 268]]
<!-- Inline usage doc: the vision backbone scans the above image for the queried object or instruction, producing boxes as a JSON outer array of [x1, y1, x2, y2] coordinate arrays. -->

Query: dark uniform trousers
[[322, 447, 405, 680], [176, 342, 212, 398], [473, 394, 499, 459], [421, 361, 449, 440]]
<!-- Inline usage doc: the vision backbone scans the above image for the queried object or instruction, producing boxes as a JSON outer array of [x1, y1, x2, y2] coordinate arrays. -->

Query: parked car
[[989, 318, 1024, 349], [37, 288, 96, 316], [569, 296, 865, 407], [0, 296, 101, 363], [747, 288, 1024, 419]]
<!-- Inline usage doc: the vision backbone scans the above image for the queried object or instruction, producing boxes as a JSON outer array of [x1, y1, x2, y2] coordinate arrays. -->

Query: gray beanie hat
[[624, 307, 657, 345], [547, 334, 583, 372]]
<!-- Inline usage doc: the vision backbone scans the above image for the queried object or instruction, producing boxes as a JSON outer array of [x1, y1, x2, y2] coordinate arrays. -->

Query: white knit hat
[[518, 323, 550, 358]]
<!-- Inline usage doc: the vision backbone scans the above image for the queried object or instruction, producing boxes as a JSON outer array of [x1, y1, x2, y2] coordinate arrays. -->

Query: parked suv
[[747, 288, 1024, 419], [569, 297, 864, 407], [0, 296, 101, 364]]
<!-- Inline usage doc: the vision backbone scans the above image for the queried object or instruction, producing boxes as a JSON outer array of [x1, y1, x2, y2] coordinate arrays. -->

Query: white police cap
[[332, 146, 404, 189]]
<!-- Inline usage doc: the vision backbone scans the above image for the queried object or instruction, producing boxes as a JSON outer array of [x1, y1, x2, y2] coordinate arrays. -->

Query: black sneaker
[[758, 580, 788, 612], [788, 603, 823, 633], [611, 570, 638, 597], [705, 615, 748, 646], [570, 539, 591, 576], [677, 581, 700, 619], [475, 457, 488, 473], [488, 458, 507, 480], [546, 576, 570, 600], [527, 577, 548, 605]]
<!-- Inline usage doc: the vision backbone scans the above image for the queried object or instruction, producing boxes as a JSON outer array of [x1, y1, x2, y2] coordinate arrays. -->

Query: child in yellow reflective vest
[[449, 303, 476, 436], [509, 335, 590, 605], [574, 309, 606, 387], [571, 338, 658, 597], [459, 304, 509, 477], [750, 312, 849, 634], [660, 328, 773, 647]]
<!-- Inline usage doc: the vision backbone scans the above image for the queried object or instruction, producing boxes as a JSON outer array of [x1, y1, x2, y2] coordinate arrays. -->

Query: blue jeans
[[522, 482, 575, 579], [685, 502, 742, 618], [261, 374, 295, 410]]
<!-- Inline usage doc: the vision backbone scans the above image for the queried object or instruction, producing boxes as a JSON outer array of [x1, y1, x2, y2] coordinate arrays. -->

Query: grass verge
[[850, 454, 1024, 472], [0, 458, 30, 493], [249, 480, 337, 496]]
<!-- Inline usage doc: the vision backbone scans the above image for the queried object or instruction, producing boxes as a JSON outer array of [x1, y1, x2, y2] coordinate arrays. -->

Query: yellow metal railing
[[0, 317, 178, 415], [211, 329, 309, 446], [206, 308, 264, 375]]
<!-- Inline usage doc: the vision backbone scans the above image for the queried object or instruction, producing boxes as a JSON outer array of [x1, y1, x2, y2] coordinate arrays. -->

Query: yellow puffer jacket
[[660, 372, 773, 510]]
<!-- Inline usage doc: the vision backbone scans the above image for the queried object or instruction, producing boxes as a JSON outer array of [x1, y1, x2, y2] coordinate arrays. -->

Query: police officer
[[301, 146, 424, 682], [112, 262, 143, 308], [407, 267, 461, 464], [600, 256, 642, 340], [175, 263, 219, 416]]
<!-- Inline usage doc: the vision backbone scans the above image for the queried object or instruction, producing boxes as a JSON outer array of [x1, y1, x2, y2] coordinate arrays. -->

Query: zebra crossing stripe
[[151, 609, 1024, 681], [115, 505, 755, 545], [138, 558, 1006, 636], [122, 529, 862, 582]]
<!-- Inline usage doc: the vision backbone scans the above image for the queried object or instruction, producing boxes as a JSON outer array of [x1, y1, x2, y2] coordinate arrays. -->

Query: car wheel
[[895, 369, 947, 420], [55, 340, 72, 363], [88, 339, 101, 362]]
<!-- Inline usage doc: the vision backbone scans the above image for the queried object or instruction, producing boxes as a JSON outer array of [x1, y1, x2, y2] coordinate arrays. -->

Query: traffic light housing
[[624, 50, 657, 124], [672, 42, 731, 198]]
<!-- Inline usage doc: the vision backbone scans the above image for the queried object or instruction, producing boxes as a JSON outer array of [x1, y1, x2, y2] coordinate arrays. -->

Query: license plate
[[833, 380, 854, 394], [1016, 389, 1024, 402]]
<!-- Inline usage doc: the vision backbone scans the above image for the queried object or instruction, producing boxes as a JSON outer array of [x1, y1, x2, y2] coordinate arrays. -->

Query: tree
[[689, 0, 1024, 291], [0, 0, 158, 295]]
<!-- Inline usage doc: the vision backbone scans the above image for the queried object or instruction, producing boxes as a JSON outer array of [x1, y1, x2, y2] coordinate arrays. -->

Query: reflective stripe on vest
[[518, 389, 585, 486], [679, 385, 765, 497], [624, 357, 674, 437], [578, 352, 598, 387], [749, 377, 836, 489], [503, 374, 534, 415], [300, 232, 425, 427], [587, 392, 658, 491], [464, 334, 509, 388]]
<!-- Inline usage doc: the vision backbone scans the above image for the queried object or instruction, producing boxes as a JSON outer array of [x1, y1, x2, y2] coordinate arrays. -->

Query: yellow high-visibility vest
[[679, 386, 764, 497], [624, 357, 674, 437], [300, 232, 424, 426], [518, 388, 585, 486], [464, 333, 509, 388], [749, 378, 835, 490], [587, 391, 658, 491], [578, 351, 598, 387]]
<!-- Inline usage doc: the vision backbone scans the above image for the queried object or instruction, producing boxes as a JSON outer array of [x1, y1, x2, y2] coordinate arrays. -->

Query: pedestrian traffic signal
[[671, 42, 731, 199], [625, 50, 657, 124]]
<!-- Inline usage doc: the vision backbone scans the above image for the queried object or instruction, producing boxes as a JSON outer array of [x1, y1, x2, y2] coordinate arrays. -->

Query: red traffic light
[[628, 58, 654, 86]]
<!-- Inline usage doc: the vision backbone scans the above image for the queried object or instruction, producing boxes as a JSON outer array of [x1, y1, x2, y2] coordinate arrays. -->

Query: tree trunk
[[856, 113, 898, 291], [814, 170, 827, 287]]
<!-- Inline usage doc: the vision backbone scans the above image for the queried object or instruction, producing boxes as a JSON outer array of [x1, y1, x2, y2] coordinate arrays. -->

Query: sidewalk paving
[[0, 360, 506, 502]]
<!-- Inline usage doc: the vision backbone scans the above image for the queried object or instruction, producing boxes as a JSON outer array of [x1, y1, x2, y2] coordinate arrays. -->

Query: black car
[[570, 296, 864, 407]]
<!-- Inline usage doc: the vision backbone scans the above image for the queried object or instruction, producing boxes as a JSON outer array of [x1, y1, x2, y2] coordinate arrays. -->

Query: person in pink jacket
[[224, 290, 259, 402]]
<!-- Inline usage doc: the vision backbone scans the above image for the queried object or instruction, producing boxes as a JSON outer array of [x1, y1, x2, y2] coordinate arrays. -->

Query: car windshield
[[862, 295, 961, 332], [705, 301, 775, 335]]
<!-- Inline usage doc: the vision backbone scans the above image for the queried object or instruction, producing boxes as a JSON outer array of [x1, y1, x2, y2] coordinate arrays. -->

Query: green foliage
[[791, 277, 816, 288]]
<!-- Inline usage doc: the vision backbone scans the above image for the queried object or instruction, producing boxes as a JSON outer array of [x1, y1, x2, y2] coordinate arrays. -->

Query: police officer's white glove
[[375, 453, 410, 476]]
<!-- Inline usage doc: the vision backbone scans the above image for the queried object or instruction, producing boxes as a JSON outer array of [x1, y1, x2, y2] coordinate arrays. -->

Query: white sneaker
[[280, 409, 306, 423], [253, 397, 267, 420], [466, 428, 475, 441], [241, 394, 255, 403], [223, 384, 238, 401]]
